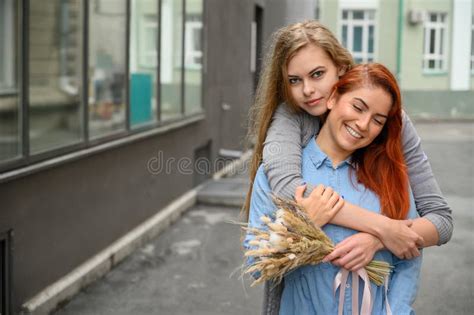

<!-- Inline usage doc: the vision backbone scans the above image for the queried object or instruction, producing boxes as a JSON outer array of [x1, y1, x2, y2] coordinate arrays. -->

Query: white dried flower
[[258, 239, 270, 249], [269, 232, 287, 250], [276, 209, 285, 220]]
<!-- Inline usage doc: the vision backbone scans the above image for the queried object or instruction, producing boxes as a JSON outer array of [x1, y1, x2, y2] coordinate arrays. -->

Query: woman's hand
[[376, 218, 424, 259], [322, 232, 383, 271], [294, 184, 344, 227]]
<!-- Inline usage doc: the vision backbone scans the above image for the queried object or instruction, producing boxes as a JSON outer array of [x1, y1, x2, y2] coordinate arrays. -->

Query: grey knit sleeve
[[401, 112, 453, 245], [262, 103, 320, 199]]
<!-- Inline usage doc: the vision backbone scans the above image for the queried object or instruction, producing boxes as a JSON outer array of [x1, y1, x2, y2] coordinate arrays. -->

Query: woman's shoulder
[[253, 165, 271, 190], [274, 103, 318, 124], [400, 110, 418, 140], [273, 103, 321, 145]]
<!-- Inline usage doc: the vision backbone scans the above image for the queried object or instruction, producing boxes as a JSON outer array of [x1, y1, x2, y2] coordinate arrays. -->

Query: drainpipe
[[396, 0, 404, 84]]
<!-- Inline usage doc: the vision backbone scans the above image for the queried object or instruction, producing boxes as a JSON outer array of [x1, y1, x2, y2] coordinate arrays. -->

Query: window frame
[[58, 0, 81, 96], [0, 0, 206, 176], [471, 15, 474, 74], [422, 12, 448, 74], [339, 9, 377, 64], [138, 15, 159, 69], [184, 18, 203, 70], [0, 0, 17, 94]]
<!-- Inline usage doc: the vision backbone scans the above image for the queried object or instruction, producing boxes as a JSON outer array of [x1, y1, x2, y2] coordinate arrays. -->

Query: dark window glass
[[342, 25, 348, 48], [29, 0, 83, 153], [353, 10, 364, 20], [130, 0, 158, 128], [368, 25, 374, 53], [353, 26, 363, 52], [342, 10, 348, 19], [429, 29, 435, 54], [0, 0, 20, 162], [440, 28, 444, 55], [184, 0, 203, 115], [88, 0, 127, 138], [160, 0, 183, 121]]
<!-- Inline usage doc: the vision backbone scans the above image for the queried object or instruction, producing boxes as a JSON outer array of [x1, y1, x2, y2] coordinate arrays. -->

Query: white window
[[0, 0, 15, 92], [340, 9, 376, 63], [471, 16, 474, 73], [59, 0, 81, 95], [184, 16, 202, 69], [423, 12, 447, 72], [139, 16, 158, 68]]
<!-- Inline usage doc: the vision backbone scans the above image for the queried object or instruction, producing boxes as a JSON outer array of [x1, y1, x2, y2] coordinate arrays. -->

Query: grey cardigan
[[260, 103, 453, 315]]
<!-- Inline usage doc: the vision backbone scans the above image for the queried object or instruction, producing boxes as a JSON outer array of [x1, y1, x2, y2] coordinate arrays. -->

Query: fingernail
[[302, 181, 306, 185], [341, 195, 344, 199]]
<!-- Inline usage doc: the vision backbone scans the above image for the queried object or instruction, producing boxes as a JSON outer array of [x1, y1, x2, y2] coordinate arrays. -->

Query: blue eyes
[[288, 70, 325, 85], [289, 78, 300, 85], [311, 70, 324, 78]]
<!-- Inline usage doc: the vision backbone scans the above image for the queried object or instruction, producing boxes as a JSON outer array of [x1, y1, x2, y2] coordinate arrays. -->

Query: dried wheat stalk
[[243, 196, 392, 286]]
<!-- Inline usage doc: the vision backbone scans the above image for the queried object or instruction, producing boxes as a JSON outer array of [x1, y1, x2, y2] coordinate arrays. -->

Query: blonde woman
[[245, 63, 423, 315], [243, 21, 452, 314]]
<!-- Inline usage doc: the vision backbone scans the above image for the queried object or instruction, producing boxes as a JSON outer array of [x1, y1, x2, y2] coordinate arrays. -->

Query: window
[[29, 0, 83, 154], [0, 0, 20, 162], [143, 19, 158, 67], [184, 17, 203, 69], [423, 12, 447, 72], [0, 0, 15, 93], [471, 16, 474, 73], [88, 0, 127, 138], [341, 9, 375, 63], [184, 0, 203, 115], [160, 0, 183, 121], [0, 0, 204, 171], [130, 0, 158, 128]]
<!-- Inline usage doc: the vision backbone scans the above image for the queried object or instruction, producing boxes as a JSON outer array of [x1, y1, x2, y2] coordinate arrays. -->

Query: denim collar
[[305, 135, 356, 170]]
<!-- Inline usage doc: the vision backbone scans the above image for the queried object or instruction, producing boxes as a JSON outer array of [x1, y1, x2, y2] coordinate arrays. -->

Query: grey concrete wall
[[204, 0, 292, 152], [0, 0, 294, 312], [1, 119, 214, 312], [403, 90, 474, 120], [205, 0, 254, 152]]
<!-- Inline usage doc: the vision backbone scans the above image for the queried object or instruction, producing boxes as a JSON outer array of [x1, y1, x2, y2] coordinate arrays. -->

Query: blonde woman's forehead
[[287, 44, 338, 74]]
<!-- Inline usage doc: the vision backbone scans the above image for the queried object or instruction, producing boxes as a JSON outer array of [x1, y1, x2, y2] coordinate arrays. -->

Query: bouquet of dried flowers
[[243, 196, 392, 286]]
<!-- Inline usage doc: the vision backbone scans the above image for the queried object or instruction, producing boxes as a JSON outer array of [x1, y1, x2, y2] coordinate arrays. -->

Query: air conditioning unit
[[408, 9, 425, 25]]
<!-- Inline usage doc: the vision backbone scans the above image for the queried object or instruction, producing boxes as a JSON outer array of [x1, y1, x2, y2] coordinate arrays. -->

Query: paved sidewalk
[[53, 122, 473, 315], [54, 204, 262, 315]]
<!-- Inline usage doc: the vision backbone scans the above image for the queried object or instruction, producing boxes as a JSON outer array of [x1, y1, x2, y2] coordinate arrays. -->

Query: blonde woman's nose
[[303, 81, 315, 96]]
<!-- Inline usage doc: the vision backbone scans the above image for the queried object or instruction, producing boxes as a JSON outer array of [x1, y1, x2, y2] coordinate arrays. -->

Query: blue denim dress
[[244, 139, 422, 315]]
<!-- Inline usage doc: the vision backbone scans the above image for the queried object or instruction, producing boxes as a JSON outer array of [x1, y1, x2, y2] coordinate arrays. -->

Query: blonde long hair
[[243, 21, 354, 220]]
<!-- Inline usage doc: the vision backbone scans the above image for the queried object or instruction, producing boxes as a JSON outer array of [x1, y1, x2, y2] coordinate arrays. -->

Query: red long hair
[[330, 64, 409, 219]]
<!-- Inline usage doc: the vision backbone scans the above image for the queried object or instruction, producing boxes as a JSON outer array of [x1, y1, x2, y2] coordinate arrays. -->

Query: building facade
[[318, 0, 474, 119], [0, 0, 316, 313]]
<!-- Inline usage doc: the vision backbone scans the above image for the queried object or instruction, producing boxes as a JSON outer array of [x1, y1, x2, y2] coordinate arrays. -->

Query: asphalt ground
[[53, 122, 473, 315]]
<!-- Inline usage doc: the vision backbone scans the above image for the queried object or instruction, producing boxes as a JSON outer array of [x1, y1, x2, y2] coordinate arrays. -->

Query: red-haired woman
[[244, 64, 422, 314]]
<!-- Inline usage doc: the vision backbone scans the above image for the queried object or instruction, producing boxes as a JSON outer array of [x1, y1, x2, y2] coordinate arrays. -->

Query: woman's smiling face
[[286, 44, 343, 116], [318, 86, 393, 162]]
